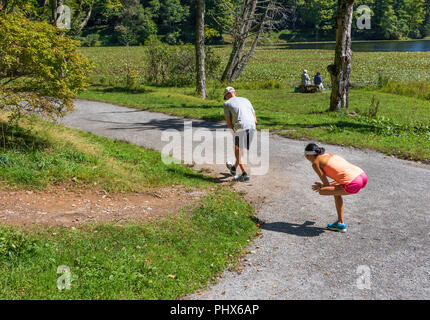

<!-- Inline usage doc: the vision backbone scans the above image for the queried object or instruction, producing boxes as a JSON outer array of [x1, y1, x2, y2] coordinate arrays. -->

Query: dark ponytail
[[305, 143, 325, 155]]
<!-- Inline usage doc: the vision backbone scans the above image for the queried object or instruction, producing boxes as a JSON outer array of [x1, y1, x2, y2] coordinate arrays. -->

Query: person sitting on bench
[[301, 69, 311, 86], [314, 71, 325, 90]]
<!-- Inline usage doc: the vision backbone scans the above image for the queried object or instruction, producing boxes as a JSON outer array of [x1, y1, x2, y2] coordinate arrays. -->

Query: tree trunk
[[221, 0, 260, 82], [328, 0, 355, 111], [195, 0, 206, 99], [72, 0, 95, 36]]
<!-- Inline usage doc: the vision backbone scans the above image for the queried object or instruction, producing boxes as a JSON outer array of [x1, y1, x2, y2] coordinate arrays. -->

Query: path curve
[[61, 99, 430, 300]]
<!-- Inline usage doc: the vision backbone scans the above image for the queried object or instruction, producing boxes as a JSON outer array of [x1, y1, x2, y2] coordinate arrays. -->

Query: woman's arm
[[312, 161, 330, 186]]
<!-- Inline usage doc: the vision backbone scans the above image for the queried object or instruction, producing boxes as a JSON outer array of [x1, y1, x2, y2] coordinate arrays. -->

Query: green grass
[[0, 114, 212, 191], [79, 46, 430, 88], [79, 85, 430, 162], [0, 191, 258, 299], [381, 81, 430, 101]]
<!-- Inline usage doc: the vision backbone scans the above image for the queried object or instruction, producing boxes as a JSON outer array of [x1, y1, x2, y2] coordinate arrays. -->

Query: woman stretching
[[304, 143, 368, 232]]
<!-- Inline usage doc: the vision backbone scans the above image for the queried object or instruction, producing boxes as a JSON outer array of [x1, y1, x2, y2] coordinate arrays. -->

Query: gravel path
[[62, 99, 430, 300]]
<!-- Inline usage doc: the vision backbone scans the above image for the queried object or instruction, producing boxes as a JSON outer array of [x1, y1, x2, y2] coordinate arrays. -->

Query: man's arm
[[225, 115, 233, 130], [224, 104, 234, 130]]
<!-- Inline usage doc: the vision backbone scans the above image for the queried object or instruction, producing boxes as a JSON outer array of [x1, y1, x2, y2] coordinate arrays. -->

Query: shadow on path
[[262, 220, 326, 237], [85, 117, 226, 132]]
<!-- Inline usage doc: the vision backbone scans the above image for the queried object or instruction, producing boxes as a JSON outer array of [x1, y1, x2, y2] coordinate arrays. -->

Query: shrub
[[0, 12, 93, 122], [79, 33, 100, 47], [144, 39, 221, 86]]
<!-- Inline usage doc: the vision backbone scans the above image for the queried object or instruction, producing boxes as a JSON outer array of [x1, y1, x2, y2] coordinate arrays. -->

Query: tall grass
[[381, 82, 430, 101], [79, 46, 430, 89]]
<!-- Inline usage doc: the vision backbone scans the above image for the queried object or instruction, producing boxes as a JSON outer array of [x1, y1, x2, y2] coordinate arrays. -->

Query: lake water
[[281, 40, 430, 52]]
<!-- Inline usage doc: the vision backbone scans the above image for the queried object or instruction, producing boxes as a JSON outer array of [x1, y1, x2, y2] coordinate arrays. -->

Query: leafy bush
[[78, 33, 100, 47], [0, 12, 93, 122], [145, 39, 221, 87]]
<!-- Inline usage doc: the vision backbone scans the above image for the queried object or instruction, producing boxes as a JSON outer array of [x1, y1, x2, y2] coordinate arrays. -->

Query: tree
[[0, 12, 93, 121], [327, 0, 355, 111], [195, 0, 206, 99], [113, 0, 157, 45], [299, 0, 336, 38], [221, 0, 285, 82]]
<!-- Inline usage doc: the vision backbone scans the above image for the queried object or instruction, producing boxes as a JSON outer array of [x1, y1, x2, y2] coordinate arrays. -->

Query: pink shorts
[[341, 172, 368, 194]]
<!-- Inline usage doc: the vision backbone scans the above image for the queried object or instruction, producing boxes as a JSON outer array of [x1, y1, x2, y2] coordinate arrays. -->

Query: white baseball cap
[[224, 86, 235, 97]]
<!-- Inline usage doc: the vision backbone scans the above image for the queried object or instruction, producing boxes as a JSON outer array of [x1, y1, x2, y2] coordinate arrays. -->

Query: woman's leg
[[318, 185, 349, 224], [318, 184, 349, 196], [334, 195, 344, 224]]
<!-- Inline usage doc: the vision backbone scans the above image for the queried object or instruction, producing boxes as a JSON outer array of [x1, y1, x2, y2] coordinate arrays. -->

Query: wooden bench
[[298, 84, 321, 93]]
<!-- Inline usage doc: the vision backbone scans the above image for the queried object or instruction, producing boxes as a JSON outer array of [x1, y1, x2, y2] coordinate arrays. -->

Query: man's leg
[[234, 144, 246, 173], [234, 134, 247, 174]]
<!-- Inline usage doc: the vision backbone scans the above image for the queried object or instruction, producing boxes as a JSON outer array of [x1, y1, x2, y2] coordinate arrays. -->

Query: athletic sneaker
[[327, 221, 347, 233], [240, 172, 250, 182], [226, 161, 236, 176], [233, 173, 249, 182]]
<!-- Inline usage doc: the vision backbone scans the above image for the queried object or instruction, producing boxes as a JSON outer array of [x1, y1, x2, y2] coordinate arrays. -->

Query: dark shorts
[[234, 129, 254, 151]]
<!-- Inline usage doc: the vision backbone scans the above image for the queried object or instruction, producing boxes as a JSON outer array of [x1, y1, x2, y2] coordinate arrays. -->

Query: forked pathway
[[62, 99, 430, 299]]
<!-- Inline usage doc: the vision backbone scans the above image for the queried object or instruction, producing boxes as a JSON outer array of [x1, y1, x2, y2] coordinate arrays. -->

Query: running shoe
[[327, 221, 347, 233], [240, 172, 250, 182], [226, 161, 236, 176], [233, 173, 250, 182]]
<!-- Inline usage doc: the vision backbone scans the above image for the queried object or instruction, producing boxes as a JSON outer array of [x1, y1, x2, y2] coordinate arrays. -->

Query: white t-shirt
[[224, 97, 256, 132]]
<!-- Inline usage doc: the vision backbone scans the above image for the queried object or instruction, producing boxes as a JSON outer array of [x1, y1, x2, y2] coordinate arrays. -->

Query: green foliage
[[113, 0, 157, 45], [3, 0, 429, 44], [0, 228, 38, 260], [144, 39, 221, 86], [366, 95, 380, 117], [377, 69, 391, 87], [0, 12, 93, 121], [77, 33, 101, 47], [381, 81, 430, 101]]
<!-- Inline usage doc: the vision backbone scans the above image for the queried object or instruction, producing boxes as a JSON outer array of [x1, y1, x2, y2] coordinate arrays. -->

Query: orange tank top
[[322, 154, 364, 185]]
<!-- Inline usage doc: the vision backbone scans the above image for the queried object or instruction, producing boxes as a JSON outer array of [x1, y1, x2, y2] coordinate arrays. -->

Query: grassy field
[[79, 46, 430, 87], [0, 114, 258, 299]]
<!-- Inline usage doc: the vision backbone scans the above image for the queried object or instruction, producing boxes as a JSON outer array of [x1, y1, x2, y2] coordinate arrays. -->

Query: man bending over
[[223, 86, 257, 182]]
